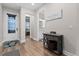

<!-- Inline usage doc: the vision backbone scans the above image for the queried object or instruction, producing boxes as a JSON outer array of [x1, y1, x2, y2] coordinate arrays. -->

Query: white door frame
[[25, 14, 34, 39], [3, 9, 19, 41]]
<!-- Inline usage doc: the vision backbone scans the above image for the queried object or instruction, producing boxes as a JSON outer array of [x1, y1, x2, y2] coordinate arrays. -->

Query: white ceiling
[[2, 3, 46, 11]]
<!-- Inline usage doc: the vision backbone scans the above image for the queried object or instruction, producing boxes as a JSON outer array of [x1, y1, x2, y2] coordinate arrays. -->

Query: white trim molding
[[63, 50, 77, 56], [20, 39, 26, 43], [32, 37, 39, 41]]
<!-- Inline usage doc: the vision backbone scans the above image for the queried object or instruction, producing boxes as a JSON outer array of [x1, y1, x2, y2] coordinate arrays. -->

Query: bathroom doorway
[[25, 16, 30, 38]]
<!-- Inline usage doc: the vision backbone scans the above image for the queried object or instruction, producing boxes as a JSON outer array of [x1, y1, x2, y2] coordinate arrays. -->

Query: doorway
[[25, 16, 30, 38]]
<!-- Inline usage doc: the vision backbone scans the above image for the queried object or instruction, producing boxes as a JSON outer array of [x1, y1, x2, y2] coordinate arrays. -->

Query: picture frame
[[46, 9, 63, 21]]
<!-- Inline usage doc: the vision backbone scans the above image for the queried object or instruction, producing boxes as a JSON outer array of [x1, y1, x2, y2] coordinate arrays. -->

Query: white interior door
[[3, 10, 19, 41]]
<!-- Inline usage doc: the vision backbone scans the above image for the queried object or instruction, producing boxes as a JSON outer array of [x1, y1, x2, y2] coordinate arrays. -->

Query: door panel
[[3, 10, 19, 41]]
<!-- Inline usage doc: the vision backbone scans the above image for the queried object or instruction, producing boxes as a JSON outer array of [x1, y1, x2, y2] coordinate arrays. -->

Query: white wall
[[76, 4, 79, 55], [0, 4, 2, 42], [30, 15, 35, 39], [35, 6, 46, 40], [37, 3, 79, 55], [32, 11, 39, 41]]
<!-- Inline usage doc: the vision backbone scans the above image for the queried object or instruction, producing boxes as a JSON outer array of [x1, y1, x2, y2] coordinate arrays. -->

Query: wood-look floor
[[0, 36, 60, 56], [19, 37, 58, 56]]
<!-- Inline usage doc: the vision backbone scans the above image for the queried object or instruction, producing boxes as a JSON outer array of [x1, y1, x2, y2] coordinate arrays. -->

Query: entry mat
[[3, 50, 20, 56]]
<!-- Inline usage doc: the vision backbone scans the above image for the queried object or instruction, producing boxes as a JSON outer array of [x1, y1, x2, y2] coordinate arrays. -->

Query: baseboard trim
[[20, 39, 26, 43], [63, 50, 76, 56], [0, 42, 2, 47], [31, 37, 39, 41]]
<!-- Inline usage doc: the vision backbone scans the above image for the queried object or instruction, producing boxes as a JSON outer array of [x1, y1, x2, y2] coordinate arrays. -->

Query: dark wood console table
[[43, 33, 63, 55]]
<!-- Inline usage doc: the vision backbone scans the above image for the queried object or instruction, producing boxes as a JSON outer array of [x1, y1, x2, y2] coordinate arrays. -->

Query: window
[[8, 14, 16, 33]]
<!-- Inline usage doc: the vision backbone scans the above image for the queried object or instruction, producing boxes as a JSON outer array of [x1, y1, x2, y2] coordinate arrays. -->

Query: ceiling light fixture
[[32, 3, 35, 6]]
